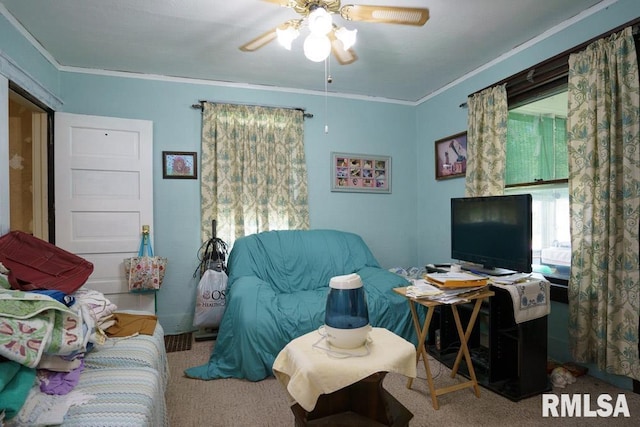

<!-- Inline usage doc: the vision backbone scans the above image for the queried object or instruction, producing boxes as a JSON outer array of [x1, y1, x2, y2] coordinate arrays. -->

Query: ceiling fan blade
[[260, 0, 293, 6], [328, 30, 358, 65], [239, 27, 278, 52], [240, 19, 303, 52], [340, 5, 429, 26]]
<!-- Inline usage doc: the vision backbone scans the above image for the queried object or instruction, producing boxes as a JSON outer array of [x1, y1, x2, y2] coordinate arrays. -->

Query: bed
[[0, 286, 168, 427]]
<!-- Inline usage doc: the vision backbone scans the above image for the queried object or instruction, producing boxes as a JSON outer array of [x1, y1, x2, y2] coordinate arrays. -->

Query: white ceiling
[[0, 0, 609, 103]]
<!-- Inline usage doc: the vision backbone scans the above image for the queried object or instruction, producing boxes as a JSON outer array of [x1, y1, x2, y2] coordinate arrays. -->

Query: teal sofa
[[185, 229, 419, 381]]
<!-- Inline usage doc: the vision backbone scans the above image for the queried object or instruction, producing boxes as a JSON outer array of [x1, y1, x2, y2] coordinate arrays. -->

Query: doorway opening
[[8, 85, 53, 241]]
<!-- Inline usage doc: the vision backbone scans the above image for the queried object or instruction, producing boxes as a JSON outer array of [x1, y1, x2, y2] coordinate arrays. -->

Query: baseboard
[[194, 327, 218, 341]]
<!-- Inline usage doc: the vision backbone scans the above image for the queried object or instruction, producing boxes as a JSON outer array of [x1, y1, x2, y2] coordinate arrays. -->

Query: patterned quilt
[[7, 319, 169, 427], [0, 289, 85, 368]]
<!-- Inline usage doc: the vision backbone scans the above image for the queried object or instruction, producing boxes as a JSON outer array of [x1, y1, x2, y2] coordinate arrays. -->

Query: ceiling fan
[[239, 0, 430, 65]]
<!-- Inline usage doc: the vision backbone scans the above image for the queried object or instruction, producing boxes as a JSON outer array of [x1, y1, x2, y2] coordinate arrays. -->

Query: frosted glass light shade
[[335, 27, 357, 50], [276, 26, 299, 50], [308, 8, 332, 35], [303, 33, 331, 62]]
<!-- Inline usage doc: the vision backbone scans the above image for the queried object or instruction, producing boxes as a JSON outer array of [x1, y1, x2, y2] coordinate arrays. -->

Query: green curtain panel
[[567, 27, 640, 381], [465, 84, 508, 197], [200, 103, 310, 246], [506, 112, 568, 185]]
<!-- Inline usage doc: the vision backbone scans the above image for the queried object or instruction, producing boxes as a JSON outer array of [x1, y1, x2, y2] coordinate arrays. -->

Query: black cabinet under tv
[[425, 284, 551, 401]]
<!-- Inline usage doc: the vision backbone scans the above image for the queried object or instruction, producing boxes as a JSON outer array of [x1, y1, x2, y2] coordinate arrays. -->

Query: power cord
[[311, 326, 371, 358], [414, 353, 444, 381]]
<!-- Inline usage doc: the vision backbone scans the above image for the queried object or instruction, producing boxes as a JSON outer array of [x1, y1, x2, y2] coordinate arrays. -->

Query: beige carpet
[[166, 338, 640, 426]]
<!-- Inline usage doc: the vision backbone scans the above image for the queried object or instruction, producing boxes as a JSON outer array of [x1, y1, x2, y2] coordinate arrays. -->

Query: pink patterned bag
[[124, 228, 167, 292]]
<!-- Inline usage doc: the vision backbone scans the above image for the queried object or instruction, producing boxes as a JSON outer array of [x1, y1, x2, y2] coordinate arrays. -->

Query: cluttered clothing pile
[[0, 231, 164, 426], [0, 270, 157, 425], [0, 282, 110, 420]]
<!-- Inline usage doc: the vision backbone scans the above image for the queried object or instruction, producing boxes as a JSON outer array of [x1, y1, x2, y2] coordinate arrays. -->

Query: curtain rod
[[191, 100, 313, 118], [463, 20, 640, 106]]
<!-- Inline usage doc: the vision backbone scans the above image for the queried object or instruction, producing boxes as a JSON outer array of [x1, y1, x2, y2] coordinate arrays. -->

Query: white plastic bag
[[193, 268, 227, 328]]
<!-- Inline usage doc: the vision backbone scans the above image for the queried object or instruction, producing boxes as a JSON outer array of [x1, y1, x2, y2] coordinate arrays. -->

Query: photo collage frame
[[331, 152, 391, 193]]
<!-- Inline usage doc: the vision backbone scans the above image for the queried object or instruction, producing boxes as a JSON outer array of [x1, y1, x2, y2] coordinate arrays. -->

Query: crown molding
[[0, 49, 63, 110]]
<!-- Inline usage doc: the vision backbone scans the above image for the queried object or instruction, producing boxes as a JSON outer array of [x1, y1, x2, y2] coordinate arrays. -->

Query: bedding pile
[[0, 275, 114, 424], [0, 259, 167, 426]]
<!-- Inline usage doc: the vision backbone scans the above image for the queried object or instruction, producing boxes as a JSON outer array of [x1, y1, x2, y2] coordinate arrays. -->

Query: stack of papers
[[405, 280, 443, 298], [490, 273, 532, 285], [406, 279, 486, 304], [423, 272, 489, 288]]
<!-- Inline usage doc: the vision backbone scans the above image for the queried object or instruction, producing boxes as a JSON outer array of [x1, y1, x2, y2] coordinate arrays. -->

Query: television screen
[[451, 194, 532, 275]]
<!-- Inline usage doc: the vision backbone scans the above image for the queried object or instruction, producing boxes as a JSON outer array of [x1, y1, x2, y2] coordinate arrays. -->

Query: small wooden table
[[393, 286, 494, 410], [273, 327, 416, 426], [289, 372, 411, 426]]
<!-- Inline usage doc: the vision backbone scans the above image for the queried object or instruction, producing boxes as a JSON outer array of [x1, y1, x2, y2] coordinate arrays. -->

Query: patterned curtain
[[465, 84, 508, 196], [566, 27, 640, 381], [200, 103, 310, 246]]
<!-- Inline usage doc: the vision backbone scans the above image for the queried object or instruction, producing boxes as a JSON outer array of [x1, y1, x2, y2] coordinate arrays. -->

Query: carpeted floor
[[166, 339, 640, 426], [164, 332, 193, 353]]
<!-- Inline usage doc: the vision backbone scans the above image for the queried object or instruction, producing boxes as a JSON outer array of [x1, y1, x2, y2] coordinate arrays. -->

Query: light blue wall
[[1, 0, 639, 390], [58, 73, 418, 333], [415, 0, 640, 390], [0, 13, 60, 102]]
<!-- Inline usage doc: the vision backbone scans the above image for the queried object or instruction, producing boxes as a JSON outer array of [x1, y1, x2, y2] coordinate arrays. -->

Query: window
[[504, 91, 570, 284], [468, 19, 638, 304]]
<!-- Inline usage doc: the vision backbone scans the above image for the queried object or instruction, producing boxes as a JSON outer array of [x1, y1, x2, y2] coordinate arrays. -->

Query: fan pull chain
[[324, 58, 329, 134]]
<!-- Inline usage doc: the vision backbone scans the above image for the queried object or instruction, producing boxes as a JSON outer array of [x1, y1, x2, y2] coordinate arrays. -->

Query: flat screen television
[[451, 194, 532, 275]]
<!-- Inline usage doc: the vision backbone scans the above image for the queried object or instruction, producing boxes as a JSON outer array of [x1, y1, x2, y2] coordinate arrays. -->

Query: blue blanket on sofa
[[184, 229, 420, 381]]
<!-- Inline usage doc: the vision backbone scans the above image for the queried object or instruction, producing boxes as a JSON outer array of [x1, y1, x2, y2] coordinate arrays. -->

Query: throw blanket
[[0, 360, 36, 421], [0, 289, 85, 368], [185, 230, 417, 382]]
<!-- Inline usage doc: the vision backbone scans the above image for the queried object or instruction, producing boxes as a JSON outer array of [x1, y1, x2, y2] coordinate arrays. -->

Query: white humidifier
[[324, 273, 370, 349]]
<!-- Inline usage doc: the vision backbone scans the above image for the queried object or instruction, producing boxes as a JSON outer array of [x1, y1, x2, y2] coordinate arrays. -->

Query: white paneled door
[[54, 112, 155, 312]]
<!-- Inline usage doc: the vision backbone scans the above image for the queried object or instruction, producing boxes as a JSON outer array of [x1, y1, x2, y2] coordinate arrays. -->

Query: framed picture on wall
[[331, 152, 391, 193], [162, 151, 198, 179], [435, 132, 467, 180]]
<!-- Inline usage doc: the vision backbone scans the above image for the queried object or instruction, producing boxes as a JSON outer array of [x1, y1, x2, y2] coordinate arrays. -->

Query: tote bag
[[124, 230, 167, 292]]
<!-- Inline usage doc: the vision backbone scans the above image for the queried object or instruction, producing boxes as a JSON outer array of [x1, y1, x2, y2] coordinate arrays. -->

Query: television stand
[[422, 272, 551, 401], [460, 263, 515, 276]]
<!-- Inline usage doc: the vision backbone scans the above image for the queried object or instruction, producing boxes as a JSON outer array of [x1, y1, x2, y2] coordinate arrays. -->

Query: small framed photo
[[331, 152, 391, 193], [435, 132, 467, 180], [162, 151, 197, 179]]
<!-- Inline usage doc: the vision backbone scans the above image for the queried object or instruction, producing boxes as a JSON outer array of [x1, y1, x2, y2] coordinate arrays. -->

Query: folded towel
[[272, 327, 416, 412], [492, 279, 550, 324]]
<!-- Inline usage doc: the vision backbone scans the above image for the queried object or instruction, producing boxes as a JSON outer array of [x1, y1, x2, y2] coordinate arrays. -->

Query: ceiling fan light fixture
[[303, 33, 331, 62], [276, 26, 300, 50], [308, 7, 333, 35], [240, 3, 430, 65], [334, 27, 357, 50]]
